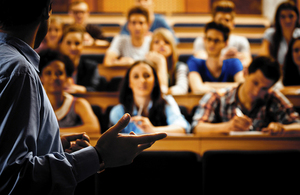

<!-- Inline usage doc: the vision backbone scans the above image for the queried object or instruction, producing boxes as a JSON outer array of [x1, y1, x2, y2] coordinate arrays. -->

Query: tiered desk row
[[56, 14, 300, 156], [75, 86, 300, 157], [56, 13, 270, 57]]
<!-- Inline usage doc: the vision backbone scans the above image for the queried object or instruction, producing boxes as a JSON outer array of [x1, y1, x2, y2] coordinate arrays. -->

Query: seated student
[[188, 21, 244, 94], [36, 16, 64, 53], [260, 1, 299, 66], [193, 0, 251, 67], [68, 0, 108, 46], [147, 28, 189, 95], [39, 49, 100, 135], [59, 24, 104, 93], [109, 60, 190, 134], [104, 6, 151, 66], [283, 37, 300, 86], [192, 56, 300, 135], [120, 0, 178, 43]]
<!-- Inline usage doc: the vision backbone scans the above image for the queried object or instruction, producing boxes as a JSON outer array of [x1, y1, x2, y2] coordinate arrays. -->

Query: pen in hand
[[235, 107, 254, 130]]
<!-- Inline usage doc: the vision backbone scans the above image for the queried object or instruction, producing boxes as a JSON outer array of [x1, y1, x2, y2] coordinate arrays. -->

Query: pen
[[235, 107, 254, 130], [137, 104, 143, 116]]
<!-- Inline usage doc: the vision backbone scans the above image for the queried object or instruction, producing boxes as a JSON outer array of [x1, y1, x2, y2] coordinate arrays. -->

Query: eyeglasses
[[204, 36, 224, 44]]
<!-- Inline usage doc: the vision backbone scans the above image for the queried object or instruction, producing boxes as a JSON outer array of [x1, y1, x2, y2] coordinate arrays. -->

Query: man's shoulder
[[268, 89, 294, 107], [205, 87, 236, 102], [0, 44, 35, 78]]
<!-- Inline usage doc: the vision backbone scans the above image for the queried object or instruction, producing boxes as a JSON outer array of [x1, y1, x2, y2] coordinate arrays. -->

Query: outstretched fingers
[[131, 133, 167, 145]]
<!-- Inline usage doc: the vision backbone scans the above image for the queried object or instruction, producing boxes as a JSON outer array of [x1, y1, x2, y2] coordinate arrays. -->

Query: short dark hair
[[38, 49, 75, 77], [127, 6, 149, 23], [0, 0, 49, 29], [204, 21, 230, 42], [248, 56, 281, 84]]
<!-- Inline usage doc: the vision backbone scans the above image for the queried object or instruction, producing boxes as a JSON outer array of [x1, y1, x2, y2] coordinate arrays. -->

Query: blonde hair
[[150, 28, 177, 84], [49, 16, 64, 27], [60, 24, 86, 43]]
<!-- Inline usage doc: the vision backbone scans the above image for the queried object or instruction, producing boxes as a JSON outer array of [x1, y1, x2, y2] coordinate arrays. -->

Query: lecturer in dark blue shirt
[[0, 0, 166, 194]]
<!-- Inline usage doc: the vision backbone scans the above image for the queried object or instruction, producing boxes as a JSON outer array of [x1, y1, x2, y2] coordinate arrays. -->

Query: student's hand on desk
[[131, 116, 155, 133], [61, 133, 91, 153], [64, 83, 87, 94], [223, 48, 239, 59], [95, 114, 167, 168], [227, 115, 253, 132], [118, 57, 135, 65], [262, 122, 284, 135]]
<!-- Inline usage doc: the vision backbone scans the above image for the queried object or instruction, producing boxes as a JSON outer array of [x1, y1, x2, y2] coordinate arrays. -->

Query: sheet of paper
[[229, 131, 266, 136]]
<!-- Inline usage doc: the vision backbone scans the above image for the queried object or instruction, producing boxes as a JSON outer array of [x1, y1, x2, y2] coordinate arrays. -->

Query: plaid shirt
[[192, 85, 300, 131]]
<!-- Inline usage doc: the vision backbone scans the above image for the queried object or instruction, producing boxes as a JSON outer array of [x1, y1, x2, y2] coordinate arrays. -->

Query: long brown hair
[[119, 60, 167, 126], [271, 1, 299, 60]]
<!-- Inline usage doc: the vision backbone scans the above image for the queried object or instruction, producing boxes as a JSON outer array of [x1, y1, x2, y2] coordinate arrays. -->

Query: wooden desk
[[88, 133, 300, 156], [98, 64, 130, 81], [280, 86, 300, 107], [75, 92, 204, 114], [75, 87, 300, 114], [75, 92, 119, 113]]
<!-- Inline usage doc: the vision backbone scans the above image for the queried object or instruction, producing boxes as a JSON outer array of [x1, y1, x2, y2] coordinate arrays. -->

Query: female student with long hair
[[260, 1, 300, 66], [283, 36, 300, 86], [146, 28, 189, 94], [109, 60, 190, 134]]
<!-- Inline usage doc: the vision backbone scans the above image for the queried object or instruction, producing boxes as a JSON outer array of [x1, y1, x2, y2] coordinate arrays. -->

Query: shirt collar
[[225, 85, 240, 106], [0, 32, 40, 72]]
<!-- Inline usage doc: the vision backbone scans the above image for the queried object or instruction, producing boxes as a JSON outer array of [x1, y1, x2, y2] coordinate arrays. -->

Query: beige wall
[[102, 0, 186, 15]]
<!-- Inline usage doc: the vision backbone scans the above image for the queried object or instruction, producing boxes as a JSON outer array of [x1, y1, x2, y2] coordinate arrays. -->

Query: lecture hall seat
[[202, 150, 300, 195], [96, 151, 202, 195]]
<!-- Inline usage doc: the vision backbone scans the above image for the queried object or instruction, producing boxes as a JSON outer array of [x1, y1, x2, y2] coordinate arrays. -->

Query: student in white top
[[104, 6, 151, 66], [193, 0, 251, 68]]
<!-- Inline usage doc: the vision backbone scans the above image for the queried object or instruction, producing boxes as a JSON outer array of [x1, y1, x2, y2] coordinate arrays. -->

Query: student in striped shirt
[[192, 56, 300, 135], [146, 28, 189, 94]]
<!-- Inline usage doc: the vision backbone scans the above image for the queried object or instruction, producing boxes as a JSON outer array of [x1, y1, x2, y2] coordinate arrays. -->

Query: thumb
[[105, 113, 131, 137]]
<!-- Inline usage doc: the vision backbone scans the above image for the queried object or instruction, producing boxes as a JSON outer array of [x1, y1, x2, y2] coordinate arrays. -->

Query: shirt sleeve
[[170, 62, 189, 95], [227, 58, 244, 76], [164, 95, 191, 133], [107, 35, 122, 56], [263, 28, 275, 42], [109, 104, 125, 126], [187, 56, 202, 72], [269, 90, 300, 124], [236, 36, 250, 53], [193, 36, 205, 52], [0, 71, 100, 194], [191, 92, 220, 130]]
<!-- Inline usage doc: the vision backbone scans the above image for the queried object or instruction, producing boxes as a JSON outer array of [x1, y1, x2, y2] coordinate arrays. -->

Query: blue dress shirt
[[0, 33, 100, 194], [109, 95, 191, 134]]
